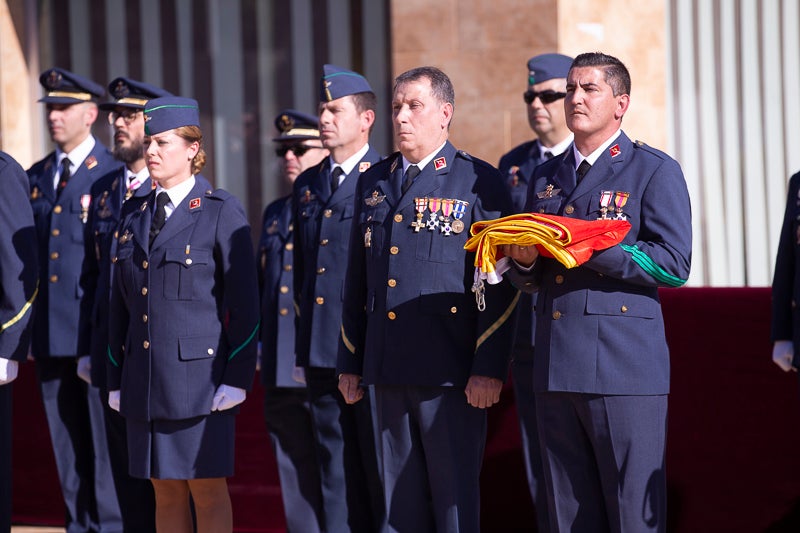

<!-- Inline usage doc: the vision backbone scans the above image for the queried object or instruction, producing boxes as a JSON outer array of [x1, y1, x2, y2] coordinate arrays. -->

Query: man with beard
[[78, 77, 171, 532]]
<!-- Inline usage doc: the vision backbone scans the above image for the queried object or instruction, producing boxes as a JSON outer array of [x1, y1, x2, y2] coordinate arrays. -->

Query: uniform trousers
[[306, 366, 384, 533], [0, 384, 11, 533], [375, 385, 487, 533], [36, 357, 121, 533], [263, 386, 324, 533], [536, 392, 668, 533]]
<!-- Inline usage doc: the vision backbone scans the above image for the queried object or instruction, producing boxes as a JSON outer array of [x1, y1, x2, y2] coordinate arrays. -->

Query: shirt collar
[[573, 129, 621, 168], [155, 175, 196, 211], [56, 135, 96, 172], [402, 140, 448, 173], [330, 143, 371, 176]]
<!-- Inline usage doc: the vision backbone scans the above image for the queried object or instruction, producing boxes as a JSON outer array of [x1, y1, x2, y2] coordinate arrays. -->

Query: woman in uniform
[[106, 96, 259, 532]]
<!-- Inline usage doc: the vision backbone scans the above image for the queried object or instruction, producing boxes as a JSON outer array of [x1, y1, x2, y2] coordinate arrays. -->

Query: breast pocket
[[163, 248, 211, 300], [361, 202, 390, 257]]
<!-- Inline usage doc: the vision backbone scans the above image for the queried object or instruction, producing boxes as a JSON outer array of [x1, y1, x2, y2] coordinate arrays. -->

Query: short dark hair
[[570, 52, 631, 96], [393, 66, 455, 108], [350, 91, 377, 114]]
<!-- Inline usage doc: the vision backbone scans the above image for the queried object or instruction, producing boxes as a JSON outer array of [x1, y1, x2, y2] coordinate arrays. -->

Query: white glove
[[772, 340, 795, 372], [0, 359, 19, 385], [108, 390, 121, 412], [76, 356, 92, 384], [292, 365, 306, 385], [212, 384, 246, 411]]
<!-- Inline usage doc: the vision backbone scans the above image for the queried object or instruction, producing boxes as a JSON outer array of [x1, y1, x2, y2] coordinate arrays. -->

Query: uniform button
[[49, 275, 58, 283], [564, 205, 575, 215], [51, 229, 60, 236], [315, 296, 324, 305], [114, 231, 119, 239], [280, 285, 289, 294], [207, 348, 214, 355], [111, 257, 118, 263], [185, 258, 193, 265], [53, 205, 62, 214], [323, 209, 333, 218], [387, 311, 396, 320], [320, 239, 329, 246], [143, 340, 150, 349], [50, 252, 59, 260], [555, 275, 564, 284], [450, 306, 457, 314], [387, 279, 397, 288], [552, 310, 562, 320], [394, 213, 403, 223], [538, 208, 545, 213], [142, 260, 149, 269], [288, 223, 294, 231], [142, 314, 148, 323], [279, 308, 289, 316], [390, 246, 399, 255], [286, 242, 294, 250], [317, 267, 326, 275], [621, 305, 628, 313], [284, 264, 292, 272], [141, 287, 148, 295]]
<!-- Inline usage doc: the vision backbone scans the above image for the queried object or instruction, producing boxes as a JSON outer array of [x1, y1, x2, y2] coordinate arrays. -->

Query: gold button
[[142, 260, 149, 269], [49, 275, 58, 283], [143, 340, 150, 349], [565, 205, 575, 214], [394, 214, 403, 223], [621, 305, 628, 313], [390, 246, 399, 255], [315, 296, 324, 305], [317, 267, 326, 275], [288, 223, 294, 231], [142, 314, 148, 323], [141, 287, 148, 295], [111, 257, 118, 263], [538, 208, 545, 213], [555, 275, 564, 284], [279, 308, 289, 316], [552, 310, 562, 320], [284, 264, 292, 272], [450, 306, 457, 314], [114, 231, 119, 239], [324, 209, 333, 218], [387, 279, 397, 287], [280, 286, 289, 294], [387, 311, 396, 320], [53, 205, 62, 214], [50, 252, 59, 260], [185, 258, 193, 265], [320, 239, 329, 246], [51, 229, 60, 236], [207, 348, 214, 355], [286, 243, 294, 250]]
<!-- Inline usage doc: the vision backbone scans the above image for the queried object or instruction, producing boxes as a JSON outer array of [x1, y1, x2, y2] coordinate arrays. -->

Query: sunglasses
[[275, 144, 322, 157], [523, 90, 567, 105]]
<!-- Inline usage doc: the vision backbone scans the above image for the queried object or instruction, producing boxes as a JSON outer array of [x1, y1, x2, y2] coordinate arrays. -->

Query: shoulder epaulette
[[205, 188, 231, 201]]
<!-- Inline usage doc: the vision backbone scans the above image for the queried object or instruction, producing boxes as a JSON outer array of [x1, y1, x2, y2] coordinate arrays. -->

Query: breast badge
[[537, 184, 561, 199]]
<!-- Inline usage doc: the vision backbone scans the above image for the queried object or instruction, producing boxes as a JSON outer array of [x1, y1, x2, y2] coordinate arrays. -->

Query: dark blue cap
[[319, 64, 373, 103], [527, 53, 573, 85], [38, 67, 105, 104], [273, 109, 320, 141], [143, 96, 200, 135], [99, 77, 173, 110]]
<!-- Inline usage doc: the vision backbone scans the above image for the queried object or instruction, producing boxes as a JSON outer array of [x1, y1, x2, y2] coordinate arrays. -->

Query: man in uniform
[[337, 66, 518, 532], [504, 52, 692, 532], [292, 65, 384, 532], [27, 67, 123, 532], [497, 52, 573, 532], [258, 109, 328, 532], [78, 77, 171, 532], [0, 152, 38, 533]]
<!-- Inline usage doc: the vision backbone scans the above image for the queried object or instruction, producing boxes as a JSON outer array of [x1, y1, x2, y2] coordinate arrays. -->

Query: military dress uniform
[[771, 170, 800, 367], [293, 146, 384, 532], [337, 142, 519, 532], [0, 152, 38, 533], [506, 132, 692, 532], [107, 172, 259, 478], [28, 68, 124, 532]]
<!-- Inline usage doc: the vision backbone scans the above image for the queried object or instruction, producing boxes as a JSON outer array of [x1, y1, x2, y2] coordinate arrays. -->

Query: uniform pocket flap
[[178, 336, 219, 360], [585, 289, 658, 318], [165, 247, 210, 268]]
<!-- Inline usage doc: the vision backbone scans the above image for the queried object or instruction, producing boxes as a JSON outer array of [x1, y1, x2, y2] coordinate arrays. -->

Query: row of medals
[[364, 197, 470, 248]]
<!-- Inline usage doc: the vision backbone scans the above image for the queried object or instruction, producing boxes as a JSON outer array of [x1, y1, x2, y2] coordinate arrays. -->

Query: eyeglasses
[[107, 108, 142, 125], [275, 144, 322, 157], [523, 90, 567, 105]]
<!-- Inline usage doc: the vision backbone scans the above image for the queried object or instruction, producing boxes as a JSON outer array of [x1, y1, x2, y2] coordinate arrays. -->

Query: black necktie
[[149, 192, 170, 245], [402, 164, 420, 194], [57, 158, 71, 198], [576, 160, 591, 182], [331, 166, 344, 192], [543, 151, 553, 160]]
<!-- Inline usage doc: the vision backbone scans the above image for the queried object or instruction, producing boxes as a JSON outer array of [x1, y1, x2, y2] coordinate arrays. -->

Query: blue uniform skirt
[[126, 411, 236, 480]]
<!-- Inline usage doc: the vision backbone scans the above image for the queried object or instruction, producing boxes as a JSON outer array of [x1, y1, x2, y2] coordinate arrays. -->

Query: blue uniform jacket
[[507, 132, 692, 395], [293, 148, 381, 369], [107, 176, 260, 421], [0, 152, 38, 361], [79, 168, 153, 389], [258, 195, 301, 387], [771, 170, 800, 365], [337, 142, 519, 386], [28, 141, 121, 358]]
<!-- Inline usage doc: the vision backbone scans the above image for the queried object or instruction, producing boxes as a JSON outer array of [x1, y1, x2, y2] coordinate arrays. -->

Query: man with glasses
[[77, 77, 172, 532], [27, 67, 123, 533], [257, 109, 327, 532], [497, 52, 573, 533]]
